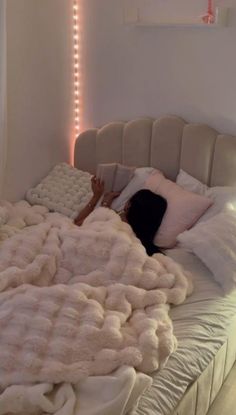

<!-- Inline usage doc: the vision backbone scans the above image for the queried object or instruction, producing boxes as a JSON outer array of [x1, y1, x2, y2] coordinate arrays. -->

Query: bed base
[[172, 315, 236, 415]]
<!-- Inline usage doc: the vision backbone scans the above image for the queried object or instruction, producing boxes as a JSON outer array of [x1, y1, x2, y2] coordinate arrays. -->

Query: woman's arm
[[74, 176, 104, 226], [100, 191, 121, 208], [74, 194, 101, 226]]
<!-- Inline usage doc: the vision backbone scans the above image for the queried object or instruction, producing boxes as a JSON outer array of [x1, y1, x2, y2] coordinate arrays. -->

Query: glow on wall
[[73, 0, 80, 137]]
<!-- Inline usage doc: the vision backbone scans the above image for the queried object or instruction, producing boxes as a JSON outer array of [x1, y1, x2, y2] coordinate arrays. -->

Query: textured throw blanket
[[0, 367, 152, 415], [0, 203, 192, 390]]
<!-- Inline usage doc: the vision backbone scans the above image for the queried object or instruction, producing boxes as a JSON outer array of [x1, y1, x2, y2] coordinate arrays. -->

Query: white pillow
[[111, 167, 155, 212], [176, 169, 208, 195], [176, 170, 236, 223], [26, 163, 92, 219], [177, 211, 236, 293]]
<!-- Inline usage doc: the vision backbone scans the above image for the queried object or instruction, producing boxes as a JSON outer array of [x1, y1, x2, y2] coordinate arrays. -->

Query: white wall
[[3, 0, 73, 201], [83, 0, 236, 136], [0, 0, 7, 194]]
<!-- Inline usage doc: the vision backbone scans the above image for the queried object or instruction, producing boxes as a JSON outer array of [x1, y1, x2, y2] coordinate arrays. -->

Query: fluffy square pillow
[[111, 167, 155, 212], [176, 169, 236, 223], [177, 210, 236, 292], [96, 163, 135, 193], [145, 170, 212, 248], [26, 163, 92, 218]]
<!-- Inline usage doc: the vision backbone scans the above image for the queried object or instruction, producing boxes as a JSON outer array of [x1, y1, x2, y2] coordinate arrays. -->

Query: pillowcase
[[176, 169, 236, 223], [26, 163, 92, 219], [176, 169, 208, 195], [145, 170, 212, 248], [96, 163, 135, 193], [112, 167, 155, 212], [177, 210, 236, 292]]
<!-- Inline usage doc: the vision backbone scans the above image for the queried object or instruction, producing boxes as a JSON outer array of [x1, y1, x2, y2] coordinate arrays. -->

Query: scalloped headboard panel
[[74, 116, 236, 186]]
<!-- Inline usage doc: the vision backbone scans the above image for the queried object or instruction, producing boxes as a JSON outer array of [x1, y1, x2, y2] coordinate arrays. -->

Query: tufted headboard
[[74, 116, 236, 187]]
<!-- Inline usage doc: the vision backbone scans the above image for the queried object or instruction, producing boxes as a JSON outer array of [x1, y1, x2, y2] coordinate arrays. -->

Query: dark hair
[[126, 189, 167, 256]]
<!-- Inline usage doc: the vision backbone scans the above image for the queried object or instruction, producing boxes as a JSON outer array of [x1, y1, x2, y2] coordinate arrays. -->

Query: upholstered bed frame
[[74, 116, 236, 187], [74, 116, 236, 415]]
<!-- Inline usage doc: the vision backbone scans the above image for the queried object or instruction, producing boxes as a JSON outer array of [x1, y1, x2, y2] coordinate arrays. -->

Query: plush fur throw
[[0, 205, 192, 389]]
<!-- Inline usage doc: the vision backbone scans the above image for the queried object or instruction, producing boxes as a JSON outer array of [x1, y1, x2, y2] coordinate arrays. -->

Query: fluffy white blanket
[[0, 367, 152, 415], [0, 203, 192, 390]]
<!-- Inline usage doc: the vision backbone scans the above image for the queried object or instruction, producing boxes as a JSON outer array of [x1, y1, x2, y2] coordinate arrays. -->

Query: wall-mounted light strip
[[73, 0, 81, 137]]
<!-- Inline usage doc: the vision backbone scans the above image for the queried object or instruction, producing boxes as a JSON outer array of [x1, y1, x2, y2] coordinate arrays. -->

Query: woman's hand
[[91, 176, 104, 199], [74, 176, 104, 226], [101, 191, 121, 207]]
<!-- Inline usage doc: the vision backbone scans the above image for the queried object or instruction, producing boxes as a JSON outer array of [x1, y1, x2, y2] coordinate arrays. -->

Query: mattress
[[136, 248, 236, 415]]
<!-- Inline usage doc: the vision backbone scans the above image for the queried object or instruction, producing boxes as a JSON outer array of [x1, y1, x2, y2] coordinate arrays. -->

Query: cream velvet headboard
[[74, 116, 236, 187]]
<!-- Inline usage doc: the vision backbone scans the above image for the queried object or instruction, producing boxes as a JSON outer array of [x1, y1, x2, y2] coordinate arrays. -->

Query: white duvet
[[0, 201, 192, 414]]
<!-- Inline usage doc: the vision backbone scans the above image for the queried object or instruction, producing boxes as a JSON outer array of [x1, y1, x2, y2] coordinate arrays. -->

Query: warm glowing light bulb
[[73, 0, 81, 137]]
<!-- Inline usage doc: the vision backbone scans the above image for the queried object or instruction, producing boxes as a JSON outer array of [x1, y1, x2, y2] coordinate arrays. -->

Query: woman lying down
[[75, 176, 167, 256], [0, 172, 194, 407]]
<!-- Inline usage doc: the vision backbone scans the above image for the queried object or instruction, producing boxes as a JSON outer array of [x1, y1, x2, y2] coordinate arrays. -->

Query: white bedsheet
[[136, 248, 236, 415]]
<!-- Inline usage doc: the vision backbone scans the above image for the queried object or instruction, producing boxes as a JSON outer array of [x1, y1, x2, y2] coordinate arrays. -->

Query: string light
[[73, 0, 81, 136]]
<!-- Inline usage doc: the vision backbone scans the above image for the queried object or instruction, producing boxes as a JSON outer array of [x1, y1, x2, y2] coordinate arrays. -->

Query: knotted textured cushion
[[26, 163, 92, 218]]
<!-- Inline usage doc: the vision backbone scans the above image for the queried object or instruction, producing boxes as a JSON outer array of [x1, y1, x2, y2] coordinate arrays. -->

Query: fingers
[[113, 191, 121, 197], [99, 179, 104, 190], [91, 176, 104, 187], [104, 191, 120, 197], [92, 175, 99, 184]]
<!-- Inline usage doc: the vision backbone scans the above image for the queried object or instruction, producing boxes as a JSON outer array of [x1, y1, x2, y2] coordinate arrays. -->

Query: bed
[[0, 115, 235, 415], [74, 115, 236, 415]]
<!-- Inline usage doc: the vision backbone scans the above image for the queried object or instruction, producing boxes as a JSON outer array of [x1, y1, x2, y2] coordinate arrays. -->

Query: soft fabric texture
[[145, 170, 212, 248], [176, 169, 208, 196], [0, 203, 192, 389], [0, 367, 152, 415], [26, 163, 92, 219], [112, 167, 155, 212], [177, 169, 236, 223], [136, 247, 236, 415], [74, 116, 236, 190], [177, 210, 236, 292], [0, 200, 49, 243], [96, 163, 135, 193]]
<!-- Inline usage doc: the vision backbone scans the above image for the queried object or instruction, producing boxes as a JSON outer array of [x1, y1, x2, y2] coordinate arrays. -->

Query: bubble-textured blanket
[[0, 205, 192, 388]]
